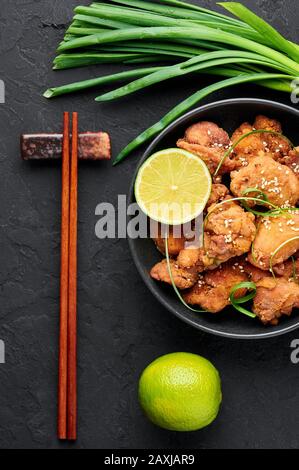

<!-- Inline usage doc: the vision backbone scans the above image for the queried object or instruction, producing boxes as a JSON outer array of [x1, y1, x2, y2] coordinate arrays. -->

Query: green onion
[[67, 27, 111, 36], [240, 188, 277, 217], [241, 187, 269, 202], [98, 44, 193, 59], [204, 197, 282, 226], [219, 2, 299, 62], [80, 3, 267, 42], [250, 220, 261, 264], [105, 40, 207, 56], [72, 12, 133, 29], [124, 55, 175, 64], [44, 66, 163, 98], [113, 72, 290, 165], [239, 188, 291, 217], [166, 236, 257, 318], [229, 282, 257, 318], [214, 129, 294, 177], [75, 5, 203, 29], [291, 256, 298, 283], [45, 0, 299, 165], [53, 52, 149, 69], [95, 51, 291, 102], [164, 237, 207, 313], [56, 26, 299, 75], [269, 237, 299, 277], [109, 0, 251, 26]]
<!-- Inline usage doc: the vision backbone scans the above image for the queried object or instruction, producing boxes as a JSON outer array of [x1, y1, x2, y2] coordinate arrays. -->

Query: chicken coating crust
[[177, 184, 234, 271], [177, 121, 234, 175], [249, 213, 299, 270], [231, 121, 266, 168], [230, 156, 299, 208], [177, 247, 204, 270], [203, 199, 256, 267], [253, 277, 299, 325], [254, 115, 282, 133], [177, 198, 256, 271], [243, 262, 272, 283], [206, 183, 229, 209], [231, 115, 290, 169], [273, 256, 299, 279], [246, 256, 299, 281], [152, 225, 185, 256], [277, 148, 299, 177], [254, 115, 291, 160], [150, 259, 198, 290], [183, 260, 248, 313]]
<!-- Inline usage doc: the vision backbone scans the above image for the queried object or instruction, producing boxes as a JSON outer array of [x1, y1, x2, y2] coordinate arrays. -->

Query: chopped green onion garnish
[[213, 129, 294, 177], [291, 256, 298, 283], [165, 237, 207, 313], [269, 236, 299, 277], [204, 196, 281, 225], [229, 282, 257, 318]]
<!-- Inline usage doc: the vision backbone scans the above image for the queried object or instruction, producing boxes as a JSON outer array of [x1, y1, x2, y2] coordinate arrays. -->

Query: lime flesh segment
[[135, 148, 212, 225]]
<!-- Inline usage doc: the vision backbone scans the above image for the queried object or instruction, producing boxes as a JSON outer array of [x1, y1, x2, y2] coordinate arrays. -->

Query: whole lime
[[138, 352, 222, 432]]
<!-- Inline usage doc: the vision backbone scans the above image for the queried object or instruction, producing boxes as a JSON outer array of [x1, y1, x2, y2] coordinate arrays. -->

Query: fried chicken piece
[[253, 277, 299, 325], [230, 115, 290, 169], [254, 115, 291, 159], [243, 262, 272, 283], [203, 199, 256, 267], [254, 115, 282, 133], [277, 147, 299, 177], [183, 260, 248, 313], [249, 213, 299, 270], [177, 247, 204, 270], [231, 122, 266, 168], [177, 199, 256, 271], [177, 121, 234, 175], [150, 259, 198, 290], [230, 156, 299, 207], [176, 184, 230, 270], [245, 256, 299, 281], [273, 256, 299, 279], [152, 225, 185, 256], [206, 183, 229, 209]]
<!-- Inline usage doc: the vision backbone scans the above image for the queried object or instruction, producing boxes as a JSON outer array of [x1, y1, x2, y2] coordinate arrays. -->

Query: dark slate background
[[0, 0, 299, 450]]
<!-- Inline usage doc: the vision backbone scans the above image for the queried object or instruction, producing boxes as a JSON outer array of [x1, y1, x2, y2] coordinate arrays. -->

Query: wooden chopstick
[[58, 112, 70, 440], [67, 112, 79, 440]]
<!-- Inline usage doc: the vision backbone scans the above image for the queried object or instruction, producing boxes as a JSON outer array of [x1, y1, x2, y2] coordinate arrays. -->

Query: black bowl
[[128, 98, 299, 339]]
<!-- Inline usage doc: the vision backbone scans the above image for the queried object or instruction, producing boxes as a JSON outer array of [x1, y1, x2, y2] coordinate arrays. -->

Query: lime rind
[[135, 148, 212, 225]]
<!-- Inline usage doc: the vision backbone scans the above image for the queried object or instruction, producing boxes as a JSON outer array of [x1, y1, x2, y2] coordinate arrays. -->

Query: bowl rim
[[128, 98, 299, 339]]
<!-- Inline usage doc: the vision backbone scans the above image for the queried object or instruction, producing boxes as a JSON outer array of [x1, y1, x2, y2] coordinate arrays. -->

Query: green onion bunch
[[44, 0, 299, 164]]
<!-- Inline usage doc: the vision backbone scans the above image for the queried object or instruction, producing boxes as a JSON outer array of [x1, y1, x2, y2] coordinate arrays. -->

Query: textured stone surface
[[0, 0, 299, 449]]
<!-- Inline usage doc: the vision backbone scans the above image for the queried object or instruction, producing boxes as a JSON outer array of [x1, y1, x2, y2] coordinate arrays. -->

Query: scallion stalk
[[45, 0, 299, 165], [229, 282, 257, 318]]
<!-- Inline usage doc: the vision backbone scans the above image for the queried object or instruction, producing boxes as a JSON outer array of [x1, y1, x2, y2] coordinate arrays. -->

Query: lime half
[[135, 149, 212, 225]]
